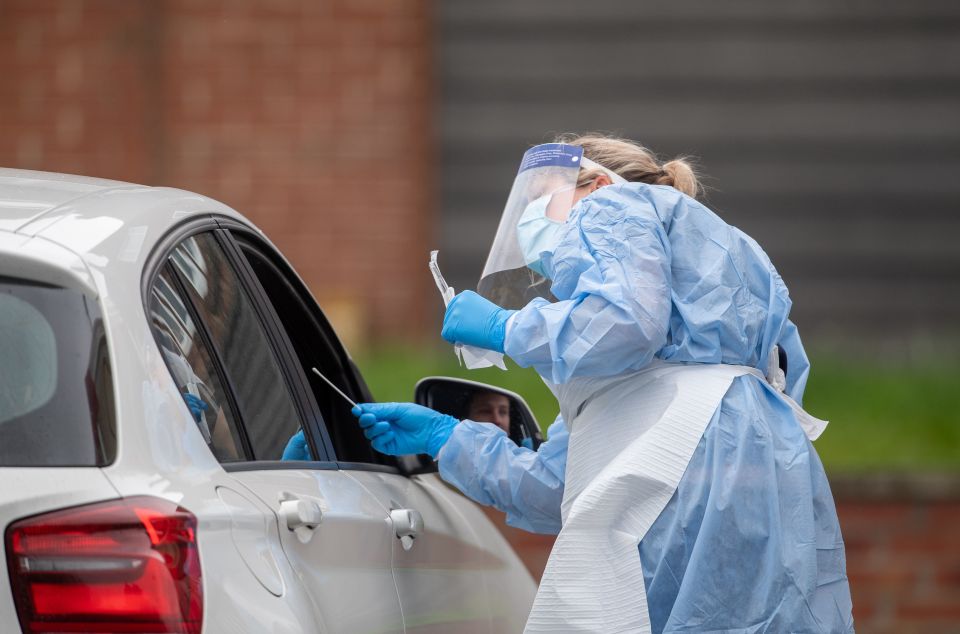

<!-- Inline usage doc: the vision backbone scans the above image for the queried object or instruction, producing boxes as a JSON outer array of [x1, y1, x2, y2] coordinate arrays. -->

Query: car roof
[[0, 168, 141, 233], [0, 168, 251, 257]]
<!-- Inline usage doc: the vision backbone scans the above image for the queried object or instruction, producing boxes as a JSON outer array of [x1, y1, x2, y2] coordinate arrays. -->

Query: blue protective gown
[[438, 183, 853, 632]]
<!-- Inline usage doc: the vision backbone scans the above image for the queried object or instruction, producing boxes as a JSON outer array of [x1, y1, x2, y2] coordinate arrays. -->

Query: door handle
[[390, 508, 423, 551], [279, 497, 323, 543]]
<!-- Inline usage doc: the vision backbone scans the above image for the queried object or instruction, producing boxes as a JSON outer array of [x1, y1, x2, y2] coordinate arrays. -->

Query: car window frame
[[213, 217, 402, 475], [141, 217, 335, 466]]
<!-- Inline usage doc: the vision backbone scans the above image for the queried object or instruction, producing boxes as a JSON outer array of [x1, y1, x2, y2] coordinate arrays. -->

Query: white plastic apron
[[524, 361, 826, 633]]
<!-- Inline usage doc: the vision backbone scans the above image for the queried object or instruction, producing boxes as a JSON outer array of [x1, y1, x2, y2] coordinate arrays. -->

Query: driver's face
[[466, 392, 511, 433]]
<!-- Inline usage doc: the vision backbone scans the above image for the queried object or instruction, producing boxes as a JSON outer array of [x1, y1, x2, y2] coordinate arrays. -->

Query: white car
[[0, 168, 536, 634]]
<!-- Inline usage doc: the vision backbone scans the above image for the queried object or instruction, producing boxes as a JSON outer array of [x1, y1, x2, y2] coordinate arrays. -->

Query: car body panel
[[438, 483, 540, 632], [228, 468, 405, 634], [100, 452, 323, 633], [354, 472, 537, 633], [0, 231, 97, 296], [0, 168, 136, 233], [350, 470, 496, 633]]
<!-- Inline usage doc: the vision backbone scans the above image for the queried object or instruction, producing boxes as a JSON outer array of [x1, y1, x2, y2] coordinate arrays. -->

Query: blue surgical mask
[[517, 195, 566, 277]]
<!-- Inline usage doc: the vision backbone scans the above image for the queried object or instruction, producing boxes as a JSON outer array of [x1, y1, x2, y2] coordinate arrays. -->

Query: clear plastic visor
[[477, 143, 584, 309]]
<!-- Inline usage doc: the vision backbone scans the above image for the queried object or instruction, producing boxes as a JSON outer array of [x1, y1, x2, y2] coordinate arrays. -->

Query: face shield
[[477, 143, 626, 309]]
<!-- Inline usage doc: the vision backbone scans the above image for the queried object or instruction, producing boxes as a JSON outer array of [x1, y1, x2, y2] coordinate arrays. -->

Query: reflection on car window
[[0, 280, 115, 467], [463, 391, 513, 435], [169, 233, 302, 461], [150, 265, 246, 462], [169, 238, 208, 298], [0, 294, 56, 424]]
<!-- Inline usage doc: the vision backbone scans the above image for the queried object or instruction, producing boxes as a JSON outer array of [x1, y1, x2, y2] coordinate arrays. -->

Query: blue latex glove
[[281, 429, 313, 461], [441, 290, 515, 354], [352, 403, 459, 458], [183, 393, 209, 423]]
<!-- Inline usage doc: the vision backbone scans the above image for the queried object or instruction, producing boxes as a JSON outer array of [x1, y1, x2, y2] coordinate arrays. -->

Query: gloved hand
[[183, 393, 209, 423], [441, 290, 515, 354], [281, 429, 313, 461], [352, 402, 459, 458]]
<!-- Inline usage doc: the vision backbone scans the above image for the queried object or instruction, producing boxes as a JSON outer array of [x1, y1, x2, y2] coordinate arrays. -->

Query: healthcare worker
[[354, 135, 853, 633]]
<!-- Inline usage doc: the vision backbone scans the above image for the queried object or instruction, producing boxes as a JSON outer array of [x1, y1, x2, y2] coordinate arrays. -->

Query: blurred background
[[1, 1, 958, 631]]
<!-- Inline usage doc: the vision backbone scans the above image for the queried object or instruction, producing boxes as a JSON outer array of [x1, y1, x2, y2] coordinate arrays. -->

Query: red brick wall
[[0, 0, 434, 344], [840, 500, 960, 633], [0, 2, 154, 183], [492, 493, 960, 633]]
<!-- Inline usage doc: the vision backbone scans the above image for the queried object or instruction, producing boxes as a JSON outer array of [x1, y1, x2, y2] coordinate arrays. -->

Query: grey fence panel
[[438, 0, 960, 344], [444, 0, 960, 22]]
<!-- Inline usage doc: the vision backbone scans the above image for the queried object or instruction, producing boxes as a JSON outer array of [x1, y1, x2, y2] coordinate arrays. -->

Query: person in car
[[462, 390, 511, 434], [460, 389, 535, 449], [353, 134, 853, 632]]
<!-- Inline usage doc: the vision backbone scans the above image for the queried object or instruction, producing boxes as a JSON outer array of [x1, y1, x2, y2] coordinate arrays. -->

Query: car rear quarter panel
[[0, 469, 121, 633]]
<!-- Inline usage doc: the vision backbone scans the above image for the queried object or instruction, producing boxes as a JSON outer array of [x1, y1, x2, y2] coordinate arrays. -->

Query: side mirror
[[414, 377, 543, 450]]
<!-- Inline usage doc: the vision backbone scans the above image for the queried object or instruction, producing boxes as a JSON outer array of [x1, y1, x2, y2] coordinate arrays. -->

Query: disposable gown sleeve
[[504, 195, 672, 383], [778, 318, 811, 405], [437, 416, 568, 535]]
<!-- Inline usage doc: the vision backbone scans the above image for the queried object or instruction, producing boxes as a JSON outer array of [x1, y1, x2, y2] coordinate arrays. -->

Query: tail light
[[5, 496, 202, 634]]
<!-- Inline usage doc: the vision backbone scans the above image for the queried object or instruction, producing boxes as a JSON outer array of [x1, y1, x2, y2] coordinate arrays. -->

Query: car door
[[147, 228, 404, 634], [222, 222, 505, 633]]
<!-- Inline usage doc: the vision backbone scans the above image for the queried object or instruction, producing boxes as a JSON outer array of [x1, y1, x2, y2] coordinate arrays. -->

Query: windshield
[[0, 278, 115, 467]]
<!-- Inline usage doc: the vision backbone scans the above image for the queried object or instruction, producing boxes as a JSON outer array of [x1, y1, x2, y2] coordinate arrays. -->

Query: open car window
[[229, 230, 389, 467]]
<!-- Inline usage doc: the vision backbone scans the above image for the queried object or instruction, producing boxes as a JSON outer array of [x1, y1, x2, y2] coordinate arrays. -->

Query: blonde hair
[[556, 133, 701, 198]]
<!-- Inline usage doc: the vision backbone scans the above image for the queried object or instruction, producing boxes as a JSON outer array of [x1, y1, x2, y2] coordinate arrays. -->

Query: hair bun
[[657, 159, 700, 198], [556, 133, 703, 198]]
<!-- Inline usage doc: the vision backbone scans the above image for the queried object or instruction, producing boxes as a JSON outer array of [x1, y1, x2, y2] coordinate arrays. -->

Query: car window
[[232, 233, 386, 466], [0, 279, 115, 466], [149, 265, 246, 462], [173, 233, 310, 460], [168, 232, 305, 461]]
